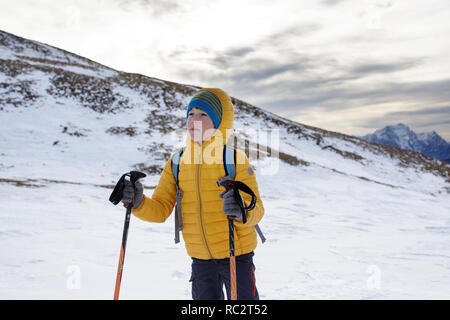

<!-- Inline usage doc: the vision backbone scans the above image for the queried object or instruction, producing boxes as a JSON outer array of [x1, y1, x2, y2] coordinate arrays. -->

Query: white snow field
[[0, 155, 449, 299]]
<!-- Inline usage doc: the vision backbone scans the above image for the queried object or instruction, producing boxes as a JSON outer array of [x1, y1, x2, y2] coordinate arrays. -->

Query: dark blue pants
[[190, 252, 259, 300]]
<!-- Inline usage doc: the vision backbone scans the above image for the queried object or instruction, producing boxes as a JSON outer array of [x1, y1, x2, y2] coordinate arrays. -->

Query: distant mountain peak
[[363, 124, 450, 161]]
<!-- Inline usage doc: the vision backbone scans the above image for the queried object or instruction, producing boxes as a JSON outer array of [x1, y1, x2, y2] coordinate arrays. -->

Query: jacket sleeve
[[131, 157, 176, 223], [234, 149, 264, 228]]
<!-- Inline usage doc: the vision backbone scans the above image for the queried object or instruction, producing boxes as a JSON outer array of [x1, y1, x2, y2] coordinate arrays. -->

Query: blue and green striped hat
[[186, 90, 223, 129]]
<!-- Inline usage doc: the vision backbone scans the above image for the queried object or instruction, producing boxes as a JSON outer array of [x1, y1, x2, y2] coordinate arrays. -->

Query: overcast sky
[[2, 0, 450, 139]]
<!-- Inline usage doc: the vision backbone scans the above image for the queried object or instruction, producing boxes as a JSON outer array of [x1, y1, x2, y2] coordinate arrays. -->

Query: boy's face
[[187, 107, 215, 143]]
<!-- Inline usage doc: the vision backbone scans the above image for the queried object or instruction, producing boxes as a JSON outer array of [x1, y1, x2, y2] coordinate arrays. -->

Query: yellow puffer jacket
[[131, 88, 264, 259]]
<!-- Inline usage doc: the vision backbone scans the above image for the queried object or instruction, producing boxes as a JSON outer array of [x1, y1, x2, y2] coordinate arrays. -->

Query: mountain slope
[[1, 30, 449, 299], [1, 29, 447, 194]]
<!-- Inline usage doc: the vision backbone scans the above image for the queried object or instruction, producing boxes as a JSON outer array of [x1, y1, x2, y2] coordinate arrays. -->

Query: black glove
[[121, 179, 143, 209], [219, 189, 243, 221]]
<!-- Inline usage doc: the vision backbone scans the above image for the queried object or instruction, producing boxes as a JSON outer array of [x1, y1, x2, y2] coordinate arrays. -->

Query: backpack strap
[[218, 145, 266, 244], [171, 148, 184, 244], [217, 144, 237, 186]]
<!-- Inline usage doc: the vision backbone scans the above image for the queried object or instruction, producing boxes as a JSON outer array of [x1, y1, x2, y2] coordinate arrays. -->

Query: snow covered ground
[[0, 155, 449, 299]]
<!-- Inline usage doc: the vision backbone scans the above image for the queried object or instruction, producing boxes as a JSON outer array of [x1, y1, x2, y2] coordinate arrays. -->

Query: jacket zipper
[[197, 160, 214, 259]]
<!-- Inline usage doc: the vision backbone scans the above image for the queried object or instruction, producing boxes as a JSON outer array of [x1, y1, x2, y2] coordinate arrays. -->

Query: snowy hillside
[[1, 30, 449, 299], [362, 123, 450, 161]]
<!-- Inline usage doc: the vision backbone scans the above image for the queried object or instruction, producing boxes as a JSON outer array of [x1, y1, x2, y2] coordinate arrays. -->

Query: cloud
[[256, 24, 322, 47], [224, 53, 437, 109], [361, 105, 450, 127], [116, 0, 181, 16], [388, 105, 450, 117], [225, 47, 254, 58], [231, 62, 305, 83], [259, 77, 450, 112], [350, 58, 425, 75], [320, 0, 347, 6], [205, 46, 255, 70], [350, 78, 450, 106]]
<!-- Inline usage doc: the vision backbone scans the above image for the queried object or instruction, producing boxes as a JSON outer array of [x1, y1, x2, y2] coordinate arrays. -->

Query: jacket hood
[[185, 88, 234, 161]]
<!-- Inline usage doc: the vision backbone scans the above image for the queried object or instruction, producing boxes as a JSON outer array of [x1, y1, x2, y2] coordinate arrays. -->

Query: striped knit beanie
[[186, 90, 223, 129]]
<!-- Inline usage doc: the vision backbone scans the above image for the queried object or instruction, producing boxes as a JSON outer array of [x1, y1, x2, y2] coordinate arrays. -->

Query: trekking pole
[[218, 180, 257, 300], [114, 201, 132, 300], [109, 171, 146, 300], [228, 216, 237, 300]]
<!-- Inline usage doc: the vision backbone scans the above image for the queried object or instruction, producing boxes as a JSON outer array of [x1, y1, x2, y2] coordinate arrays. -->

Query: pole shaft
[[114, 205, 132, 300], [228, 218, 237, 300]]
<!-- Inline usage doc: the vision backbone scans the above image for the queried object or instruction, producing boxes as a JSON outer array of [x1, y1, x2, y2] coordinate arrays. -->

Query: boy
[[121, 88, 264, 300]]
